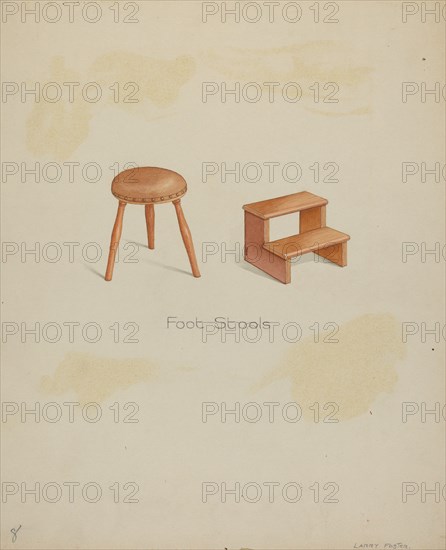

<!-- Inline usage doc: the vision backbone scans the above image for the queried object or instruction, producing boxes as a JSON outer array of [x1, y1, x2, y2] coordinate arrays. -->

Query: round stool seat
[[112, 167, 187, 204]]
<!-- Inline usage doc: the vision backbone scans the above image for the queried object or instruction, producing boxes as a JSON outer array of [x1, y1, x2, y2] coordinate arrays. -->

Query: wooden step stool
[[242, 192, 350, 284]]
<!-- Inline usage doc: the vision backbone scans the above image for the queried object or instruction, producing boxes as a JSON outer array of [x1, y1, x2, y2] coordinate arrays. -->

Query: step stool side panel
[[314, 241, 347, 266], [247, 251, 291, 284], [244, 211, 291, 284], [244, 210, 269, 255]]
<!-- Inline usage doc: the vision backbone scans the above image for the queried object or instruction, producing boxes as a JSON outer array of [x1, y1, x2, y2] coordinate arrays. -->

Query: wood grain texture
[[173, 200, 201, 278], [246, 252, 291, 284], [299, 205, 326, 233], [314, 241, 347, 266], [112, 166, 187, 204], [244, 211, 291, 284], [243, 192, 327, 220], [244, 211, 269, 259], [243, 192, 349, 284], [105, 168, 201, 281], [264, 227, 350, 259], [105, 201, 126, 281], [145, 204, 155, 249]]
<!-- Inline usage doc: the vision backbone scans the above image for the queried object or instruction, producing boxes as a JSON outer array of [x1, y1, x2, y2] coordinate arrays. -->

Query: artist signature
[[11, 525, 21, 543], [353, 544, 409, 550]]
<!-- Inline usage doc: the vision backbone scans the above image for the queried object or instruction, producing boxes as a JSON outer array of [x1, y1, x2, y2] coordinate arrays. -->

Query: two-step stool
[[243, 191, 350, 284]]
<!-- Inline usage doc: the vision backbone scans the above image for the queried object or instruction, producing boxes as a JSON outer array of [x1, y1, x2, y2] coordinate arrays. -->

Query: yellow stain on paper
[[26, 53, 196, 159], [257, 314, 405, 421], [40, 352, 157, 403]]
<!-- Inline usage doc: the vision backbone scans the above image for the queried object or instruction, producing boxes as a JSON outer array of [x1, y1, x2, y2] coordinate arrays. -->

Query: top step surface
[[243, 192, 328, 220]]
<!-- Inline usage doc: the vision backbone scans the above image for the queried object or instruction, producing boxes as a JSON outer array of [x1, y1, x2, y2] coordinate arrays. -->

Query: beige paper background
[[1, 1, 445, 548]]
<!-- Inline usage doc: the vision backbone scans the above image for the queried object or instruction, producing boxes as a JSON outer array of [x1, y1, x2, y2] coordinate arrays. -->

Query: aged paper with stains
[[1, 1, 445, 549]]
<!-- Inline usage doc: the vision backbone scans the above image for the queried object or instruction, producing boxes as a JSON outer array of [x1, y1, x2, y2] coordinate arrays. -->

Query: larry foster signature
[[353, 544, 409, 549]]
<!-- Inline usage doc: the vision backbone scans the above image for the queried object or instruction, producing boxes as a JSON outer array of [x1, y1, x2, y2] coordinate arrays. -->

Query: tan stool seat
[[112, 167, 187, 204]]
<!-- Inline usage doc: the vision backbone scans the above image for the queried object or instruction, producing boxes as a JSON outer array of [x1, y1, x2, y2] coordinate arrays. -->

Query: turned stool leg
[[173, 199, 201, 278], [105, 201, 126, 281], [145, 204, 155, 249]]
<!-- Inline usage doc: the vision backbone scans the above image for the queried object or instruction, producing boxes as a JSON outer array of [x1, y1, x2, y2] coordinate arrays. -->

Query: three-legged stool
[[105, 167, 201, 281]]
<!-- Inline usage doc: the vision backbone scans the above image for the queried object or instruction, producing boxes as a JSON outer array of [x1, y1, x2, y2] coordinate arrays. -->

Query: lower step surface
[[263, 227, 350, 259]]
